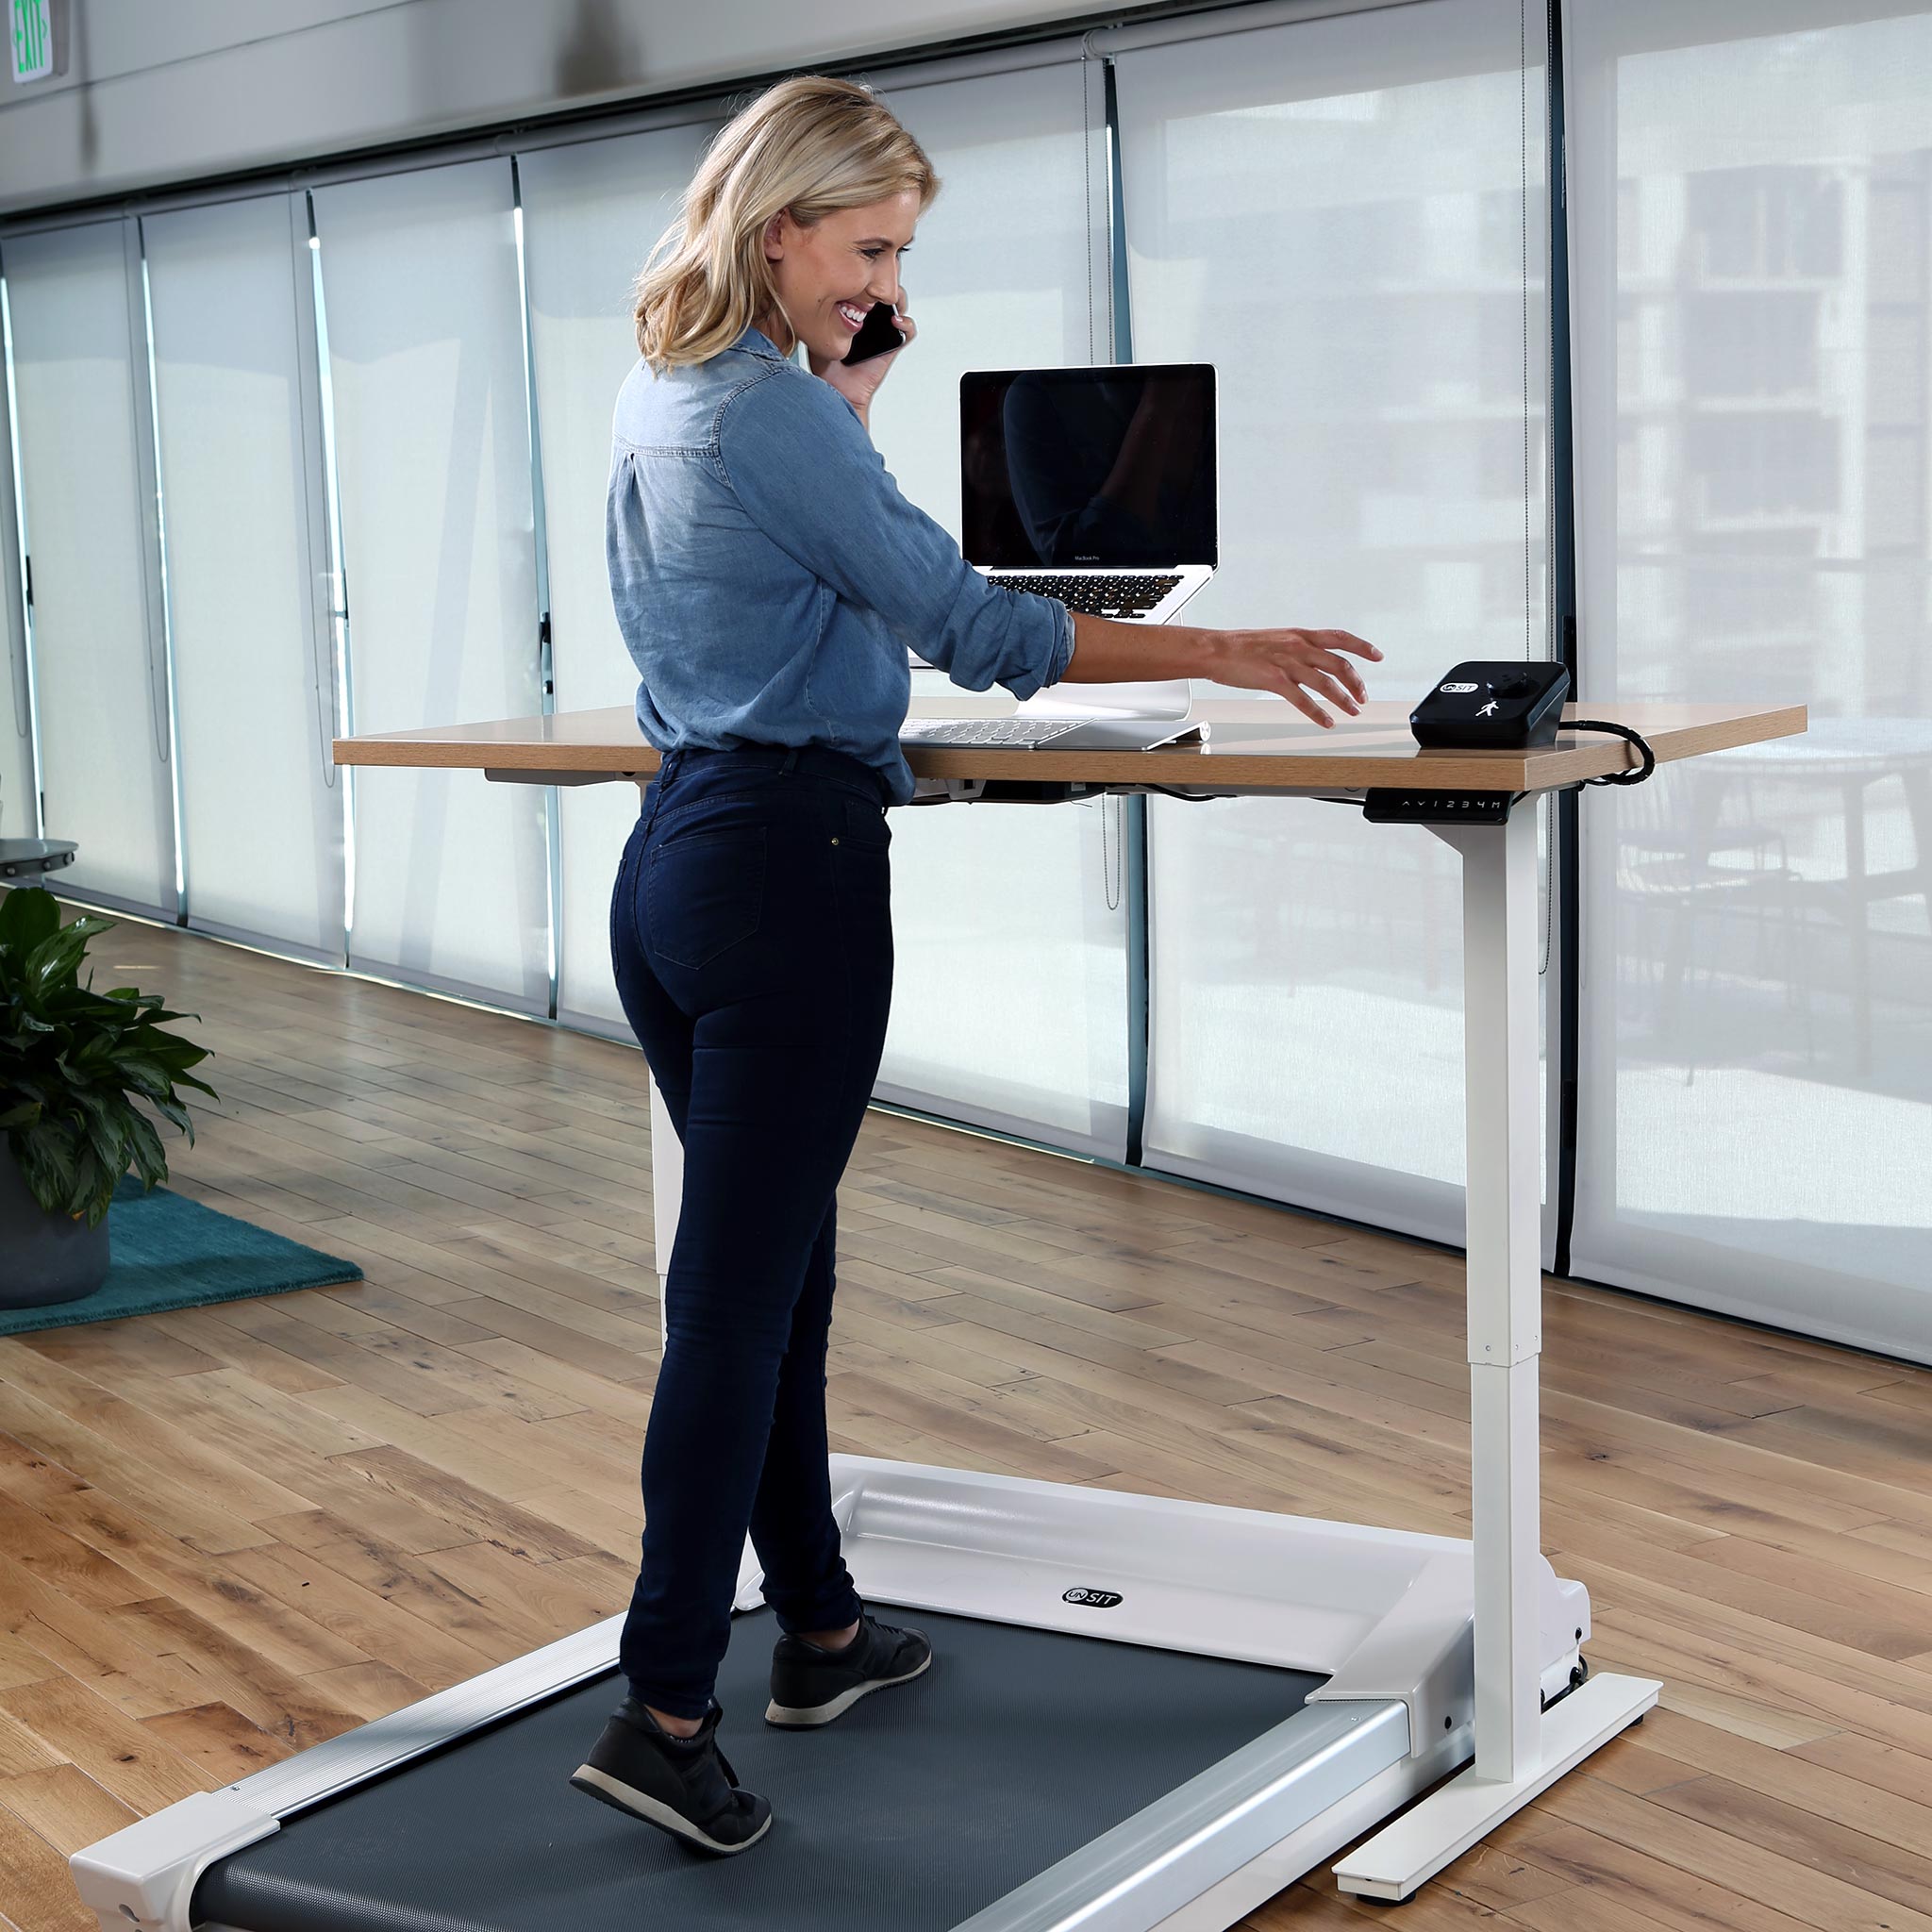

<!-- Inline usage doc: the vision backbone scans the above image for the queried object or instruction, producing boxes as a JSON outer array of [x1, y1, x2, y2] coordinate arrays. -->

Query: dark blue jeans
[[608, 742, 894, 1717]]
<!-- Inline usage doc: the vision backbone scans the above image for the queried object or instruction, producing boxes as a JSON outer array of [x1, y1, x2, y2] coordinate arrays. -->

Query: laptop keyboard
[[898, 718, 1090, 746], [985, 573, 1183, 617]]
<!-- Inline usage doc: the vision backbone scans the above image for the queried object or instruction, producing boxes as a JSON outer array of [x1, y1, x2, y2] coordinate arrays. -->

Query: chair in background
[[1614, 761, 1814, 1086]]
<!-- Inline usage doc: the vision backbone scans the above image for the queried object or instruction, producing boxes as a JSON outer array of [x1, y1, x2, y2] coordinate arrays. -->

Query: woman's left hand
[[813, 295, 916, 425]]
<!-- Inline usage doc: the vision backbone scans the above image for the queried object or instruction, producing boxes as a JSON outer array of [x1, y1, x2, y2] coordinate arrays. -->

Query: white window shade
[[2, 222, 175, 916], [143, 193, 344, 963], [866, 56, 1130, 1158], [1563, 1, 1932, 1361], [517, 119, 718, 1040], [312, 161, 548, 1013], [1117, 0, 1552, 1244]]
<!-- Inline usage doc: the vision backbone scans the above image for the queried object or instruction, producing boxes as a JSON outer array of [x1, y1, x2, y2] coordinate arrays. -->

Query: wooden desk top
[[333, 698, 1805, 794]]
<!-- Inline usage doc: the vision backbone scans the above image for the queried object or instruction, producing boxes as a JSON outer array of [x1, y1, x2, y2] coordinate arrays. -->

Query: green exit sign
[[10, 0, 57, 85]]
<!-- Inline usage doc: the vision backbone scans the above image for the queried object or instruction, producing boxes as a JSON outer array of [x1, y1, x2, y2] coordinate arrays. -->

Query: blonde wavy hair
[[632, 75, 940, 373]]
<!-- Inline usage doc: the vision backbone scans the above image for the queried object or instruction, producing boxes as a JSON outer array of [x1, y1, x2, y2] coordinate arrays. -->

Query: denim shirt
[[606, 325, 1074, 807]]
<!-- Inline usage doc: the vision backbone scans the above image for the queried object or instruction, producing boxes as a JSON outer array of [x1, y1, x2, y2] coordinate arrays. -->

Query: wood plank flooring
[[3, 897, 1930, 1931]]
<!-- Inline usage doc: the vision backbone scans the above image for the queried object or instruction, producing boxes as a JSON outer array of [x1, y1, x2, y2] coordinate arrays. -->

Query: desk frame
[[292, 701, 1810, 1904], [66, 703, 1824, 1932]]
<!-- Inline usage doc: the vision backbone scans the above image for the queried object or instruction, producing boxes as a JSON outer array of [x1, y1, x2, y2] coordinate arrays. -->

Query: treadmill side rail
[[70, 1614, 627, 1932], [70, 1790, 278, 1932], [951, 1700, 1411, 1932]]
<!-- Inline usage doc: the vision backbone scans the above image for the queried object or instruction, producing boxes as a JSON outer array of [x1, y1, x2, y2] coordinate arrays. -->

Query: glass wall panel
[[0, 338, 31, 841], [519, 119, 718, 1039], [143, 193, 344, 961], [867, 57, 1130, 1157], [1, 222, 175, 914], [312, 161, 548, 1011], [1565, 0, 1932, 1360], [1118, 0, 1552, 1242]]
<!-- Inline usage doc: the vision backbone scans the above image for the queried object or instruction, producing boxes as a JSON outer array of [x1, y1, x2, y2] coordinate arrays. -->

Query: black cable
[[1565, 719, 1656, 786]]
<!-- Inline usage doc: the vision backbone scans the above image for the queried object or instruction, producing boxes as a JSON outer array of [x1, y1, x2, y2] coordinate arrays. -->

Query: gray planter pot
[[0, 1139, 110, 1308]]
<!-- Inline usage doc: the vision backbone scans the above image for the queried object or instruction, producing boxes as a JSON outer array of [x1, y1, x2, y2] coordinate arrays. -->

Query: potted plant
[[0, 886, 216, 1308]]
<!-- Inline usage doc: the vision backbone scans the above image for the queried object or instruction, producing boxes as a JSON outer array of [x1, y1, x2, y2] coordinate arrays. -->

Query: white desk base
[[1332, 1670, 1658, 1901]]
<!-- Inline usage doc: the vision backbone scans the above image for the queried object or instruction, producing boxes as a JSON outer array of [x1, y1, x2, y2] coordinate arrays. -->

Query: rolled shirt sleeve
[[716, 368, 1074, 702]]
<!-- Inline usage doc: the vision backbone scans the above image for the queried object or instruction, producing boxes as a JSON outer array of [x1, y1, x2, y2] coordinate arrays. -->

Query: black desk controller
[[1364, 660, 1574, 824], [1409, 660, 1572, 749]]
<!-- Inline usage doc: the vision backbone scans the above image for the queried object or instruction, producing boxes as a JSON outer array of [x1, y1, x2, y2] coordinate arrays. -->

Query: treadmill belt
[[193, 1607, 1322, 1932]]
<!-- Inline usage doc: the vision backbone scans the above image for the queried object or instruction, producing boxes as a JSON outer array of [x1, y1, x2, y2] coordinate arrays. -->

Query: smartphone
[[842, 302, 906, 366]]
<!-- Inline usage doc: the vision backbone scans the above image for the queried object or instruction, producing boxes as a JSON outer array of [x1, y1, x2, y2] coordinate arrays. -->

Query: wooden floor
[[3, 898, 1931, 1932]]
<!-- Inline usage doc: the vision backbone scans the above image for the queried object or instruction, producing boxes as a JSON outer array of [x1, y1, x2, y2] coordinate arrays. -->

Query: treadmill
[[73, 1456, 1592, 1932]]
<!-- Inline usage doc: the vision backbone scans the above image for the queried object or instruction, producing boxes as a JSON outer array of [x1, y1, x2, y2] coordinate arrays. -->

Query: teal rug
[[0, 1174, 363, 1338]]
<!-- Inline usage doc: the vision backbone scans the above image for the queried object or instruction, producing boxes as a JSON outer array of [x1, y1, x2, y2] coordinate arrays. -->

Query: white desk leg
[[647, 1074, 682, 1351], [1335, 807, 1657, 1903], [1456, 808, 1545, 1780]]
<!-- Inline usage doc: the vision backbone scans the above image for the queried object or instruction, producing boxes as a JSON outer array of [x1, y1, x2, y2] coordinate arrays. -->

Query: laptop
[[900, 362, 1217, 753]]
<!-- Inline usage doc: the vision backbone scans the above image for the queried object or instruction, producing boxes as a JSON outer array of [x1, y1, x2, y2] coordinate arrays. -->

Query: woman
[[571, 74, 1381, 1857]]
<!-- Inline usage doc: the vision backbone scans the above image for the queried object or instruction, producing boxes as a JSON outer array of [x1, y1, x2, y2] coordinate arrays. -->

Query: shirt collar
[[733, 321, 788, 360]]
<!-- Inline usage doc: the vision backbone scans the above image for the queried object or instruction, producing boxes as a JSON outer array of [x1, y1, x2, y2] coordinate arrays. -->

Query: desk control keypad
[[1363, 790, 1518, 824]]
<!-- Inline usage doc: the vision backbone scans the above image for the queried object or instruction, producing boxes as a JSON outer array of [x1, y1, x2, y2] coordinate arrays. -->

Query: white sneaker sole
[[568, 1763, 772, 1855], [764, 1650, 932, 1727]]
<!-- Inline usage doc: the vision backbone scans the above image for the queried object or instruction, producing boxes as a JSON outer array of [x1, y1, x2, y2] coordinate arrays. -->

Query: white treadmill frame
[[70, 1454, 1584, 1932], [71, 787, 1658, 1932]]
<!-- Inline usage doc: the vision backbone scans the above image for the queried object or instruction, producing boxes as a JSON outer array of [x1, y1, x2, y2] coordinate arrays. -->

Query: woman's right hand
[[1060, 613, 1384, 723], [1202, 626, 1384, 728]]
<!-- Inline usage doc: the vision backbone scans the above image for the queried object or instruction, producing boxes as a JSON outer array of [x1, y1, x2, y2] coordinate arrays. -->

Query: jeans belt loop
[[643, 749, 676, 832], [779, 746, 802, 777]]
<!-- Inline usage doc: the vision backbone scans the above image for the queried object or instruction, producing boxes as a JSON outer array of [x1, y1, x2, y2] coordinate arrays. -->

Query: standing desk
[[73, 694, 1805, 1932]]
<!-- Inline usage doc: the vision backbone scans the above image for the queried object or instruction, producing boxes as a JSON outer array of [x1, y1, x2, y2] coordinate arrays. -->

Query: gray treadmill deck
[[192, 1607, 1322, 1932]]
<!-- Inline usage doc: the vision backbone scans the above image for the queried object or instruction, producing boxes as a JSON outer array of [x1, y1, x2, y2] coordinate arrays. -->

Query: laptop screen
[[960, 364, 1217, 571]]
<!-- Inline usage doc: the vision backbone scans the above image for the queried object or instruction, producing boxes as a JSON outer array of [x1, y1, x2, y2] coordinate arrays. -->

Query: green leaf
[[0, 886, 61, 954], [111, 1056, 175, 1102], [68, 1139, 102, 1213], [124, 1109, 169, 1189], [24, 926, 91, 997], [141, 1037, 212, 1072], [14, 1124, 77, 1216], [72, 1088, 130, 1182]]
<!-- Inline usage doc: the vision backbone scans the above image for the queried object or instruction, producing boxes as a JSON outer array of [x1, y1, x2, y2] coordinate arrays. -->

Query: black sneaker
[[569, 1697, 772, 1854], [766, 1613, 932, 1727]]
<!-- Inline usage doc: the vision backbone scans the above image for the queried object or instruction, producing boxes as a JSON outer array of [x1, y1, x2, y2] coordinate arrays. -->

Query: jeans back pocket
[[645, 823, 768, 969]]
